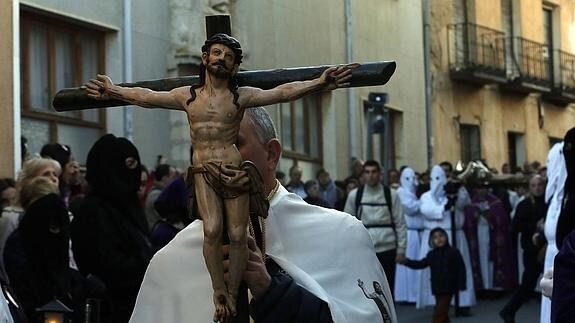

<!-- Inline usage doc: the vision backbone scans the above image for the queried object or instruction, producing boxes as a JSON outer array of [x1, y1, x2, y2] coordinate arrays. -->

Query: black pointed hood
[[86, 134, 141, 199]]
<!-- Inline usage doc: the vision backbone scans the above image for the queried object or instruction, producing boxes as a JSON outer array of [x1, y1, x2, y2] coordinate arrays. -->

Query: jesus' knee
[[228, 226, 247, 246], [203, 221, 223, 244]]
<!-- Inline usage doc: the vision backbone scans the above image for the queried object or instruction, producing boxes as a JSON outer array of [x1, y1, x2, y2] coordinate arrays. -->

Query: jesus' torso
[[184, 87, 244, 167]]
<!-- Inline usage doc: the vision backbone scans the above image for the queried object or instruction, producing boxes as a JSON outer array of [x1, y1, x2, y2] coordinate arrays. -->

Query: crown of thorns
[[202, 33, 243, 65]]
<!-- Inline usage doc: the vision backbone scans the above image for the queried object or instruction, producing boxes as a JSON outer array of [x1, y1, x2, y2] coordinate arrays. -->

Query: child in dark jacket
[[402, 227, 466, 323]]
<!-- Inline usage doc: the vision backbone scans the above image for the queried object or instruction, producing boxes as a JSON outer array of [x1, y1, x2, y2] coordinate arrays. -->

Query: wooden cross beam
[[53, 62, 395, 111], [52, 15, 395, 111]]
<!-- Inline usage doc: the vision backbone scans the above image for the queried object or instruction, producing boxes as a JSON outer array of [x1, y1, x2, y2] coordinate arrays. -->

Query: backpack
[[354, 185, 397, 246]]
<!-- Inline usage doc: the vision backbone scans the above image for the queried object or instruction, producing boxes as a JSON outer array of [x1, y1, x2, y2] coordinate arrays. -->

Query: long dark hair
[[186, 64, 241, 110], [186, 33, 242, 110]]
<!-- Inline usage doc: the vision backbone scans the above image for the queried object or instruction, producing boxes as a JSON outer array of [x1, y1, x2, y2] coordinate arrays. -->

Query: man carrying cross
[[130, 106, 397, 323], [84, 33, 354, 322]]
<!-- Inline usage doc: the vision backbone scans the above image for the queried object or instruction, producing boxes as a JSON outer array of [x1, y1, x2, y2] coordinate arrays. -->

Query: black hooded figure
[[71, 134, 152, 323], [556, 127, 575, 250], [551, 127, 575, 323], [11, 193, 102, 322]]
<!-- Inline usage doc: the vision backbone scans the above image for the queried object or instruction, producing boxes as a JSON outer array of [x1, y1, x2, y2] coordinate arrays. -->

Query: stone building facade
[[429, 0, 575, 171]]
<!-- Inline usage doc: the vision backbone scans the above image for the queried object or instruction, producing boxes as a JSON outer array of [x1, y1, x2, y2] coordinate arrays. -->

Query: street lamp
[[365, 92, 391, 184], [368, 92, 388, 105], [36, 299, 73, 323]]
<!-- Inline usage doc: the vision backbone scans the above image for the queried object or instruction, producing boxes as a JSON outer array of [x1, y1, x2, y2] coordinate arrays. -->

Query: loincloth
[[186, 161, 269, 219], [191, 162, 250, 199]]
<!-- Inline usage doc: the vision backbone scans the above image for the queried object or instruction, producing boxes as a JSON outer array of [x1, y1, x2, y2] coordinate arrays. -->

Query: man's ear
[[266, 139, 282, 171], [201, 52, 208, 65]]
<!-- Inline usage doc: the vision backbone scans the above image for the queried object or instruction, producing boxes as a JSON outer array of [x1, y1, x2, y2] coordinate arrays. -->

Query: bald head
[[238, 107, 282, 195], [243, 107, 277, 144], [352, 159, 365, 178], [529, 175, 546, 197]]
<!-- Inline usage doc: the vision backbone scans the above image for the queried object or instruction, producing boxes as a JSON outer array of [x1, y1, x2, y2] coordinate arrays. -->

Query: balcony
[[543, 50, 575, 105], [448, 23, 507, 84], [503, 37, 552, 93]]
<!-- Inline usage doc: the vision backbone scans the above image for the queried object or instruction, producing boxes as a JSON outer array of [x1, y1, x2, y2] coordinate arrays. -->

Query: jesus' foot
[[212, 291, 230, 323], [226, 292, 237, 318]]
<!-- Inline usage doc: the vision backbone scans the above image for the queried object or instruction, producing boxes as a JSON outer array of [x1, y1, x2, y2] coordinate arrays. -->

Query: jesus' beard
[[206, 62, 233, 79]]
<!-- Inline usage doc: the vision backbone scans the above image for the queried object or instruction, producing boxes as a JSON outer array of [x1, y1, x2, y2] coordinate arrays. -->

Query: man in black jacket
[[500, 175, 547, 323]]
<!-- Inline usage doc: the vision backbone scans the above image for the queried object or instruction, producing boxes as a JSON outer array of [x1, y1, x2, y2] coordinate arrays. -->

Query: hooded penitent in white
[[396, 168, 422, 222], [541, 142, 566, 323], [394, 167, 424, 303]]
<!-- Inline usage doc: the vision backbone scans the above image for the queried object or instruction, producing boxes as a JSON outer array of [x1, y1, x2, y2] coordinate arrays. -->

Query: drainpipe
[[344, 0, 357, 161], [423, 0, 433, 167], [123, 0, 133, 141], [13, 0, 21, 174]]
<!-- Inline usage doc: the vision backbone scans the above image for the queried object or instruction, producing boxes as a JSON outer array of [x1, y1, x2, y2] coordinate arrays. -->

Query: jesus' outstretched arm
[[82, 74, 188, 111]]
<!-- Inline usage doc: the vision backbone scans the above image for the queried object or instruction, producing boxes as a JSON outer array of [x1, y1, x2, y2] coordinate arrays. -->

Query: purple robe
[[551, 230, 575, 323], [464, 193, 517, 290]]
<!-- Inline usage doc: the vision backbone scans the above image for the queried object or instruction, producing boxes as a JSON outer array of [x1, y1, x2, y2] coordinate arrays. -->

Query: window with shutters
[[507, 132, 526, 171], [460, 124, 481, 163], [20, 12, 106, 163], [280, 95, 323, 163]]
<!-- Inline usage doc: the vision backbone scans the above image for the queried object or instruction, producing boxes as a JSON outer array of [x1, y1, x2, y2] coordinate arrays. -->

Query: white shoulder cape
[[130, 186, 396, 323]]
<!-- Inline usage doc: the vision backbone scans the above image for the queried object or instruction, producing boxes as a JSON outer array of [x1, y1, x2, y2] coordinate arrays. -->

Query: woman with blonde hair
[[0, 157, 61, 282], [1, 156, 61, 239], [16, 157, 60, 192]]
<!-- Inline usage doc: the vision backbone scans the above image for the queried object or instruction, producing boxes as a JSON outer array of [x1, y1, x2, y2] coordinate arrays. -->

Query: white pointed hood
[[430, 165, 447, 203], [545, 142, 567, 203], [399, 167, 417, 195]]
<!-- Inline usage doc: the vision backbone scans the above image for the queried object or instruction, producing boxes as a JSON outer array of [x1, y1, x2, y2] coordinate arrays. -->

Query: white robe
[[394, 182, 423, 302], [417, 188, 476, 308], [541, 142, 566, 323], [130, 186, 397, 323]]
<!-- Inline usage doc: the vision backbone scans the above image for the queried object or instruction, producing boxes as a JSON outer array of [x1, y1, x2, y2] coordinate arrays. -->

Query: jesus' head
[[201, 33, 243, 79]]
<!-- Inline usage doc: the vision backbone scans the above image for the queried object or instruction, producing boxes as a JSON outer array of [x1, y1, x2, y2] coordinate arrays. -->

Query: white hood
[[429, 165, 447, 203], [545, 142, 567, 203], [399, 167, 417, 195]]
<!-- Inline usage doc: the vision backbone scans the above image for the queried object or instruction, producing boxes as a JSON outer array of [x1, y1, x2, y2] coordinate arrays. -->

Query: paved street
[[396, 293, 542, 323]]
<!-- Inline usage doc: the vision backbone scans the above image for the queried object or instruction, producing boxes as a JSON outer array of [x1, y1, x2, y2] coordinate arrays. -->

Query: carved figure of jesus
[[83, 33, 355, 322]]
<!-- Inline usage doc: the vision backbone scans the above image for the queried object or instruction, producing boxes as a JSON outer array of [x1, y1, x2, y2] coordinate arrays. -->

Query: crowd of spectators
[[0, 131, 571, 323]]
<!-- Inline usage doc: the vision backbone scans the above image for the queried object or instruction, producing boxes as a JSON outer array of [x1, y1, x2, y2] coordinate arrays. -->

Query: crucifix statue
[[54, 15, 395, 323]]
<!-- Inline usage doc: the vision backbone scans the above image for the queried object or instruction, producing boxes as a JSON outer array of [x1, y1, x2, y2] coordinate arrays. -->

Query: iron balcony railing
[[448, 22, 506, 75], [555, 50, 575, 91], [509, 37, 552, 85]]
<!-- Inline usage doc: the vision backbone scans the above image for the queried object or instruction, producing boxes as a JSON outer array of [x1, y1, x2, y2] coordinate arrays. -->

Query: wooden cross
[[52, 15, 395, 111]]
